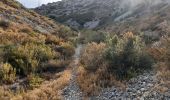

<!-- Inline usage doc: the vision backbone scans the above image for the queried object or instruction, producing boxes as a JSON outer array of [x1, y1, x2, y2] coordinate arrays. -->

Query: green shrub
[[0, 20, 10, 29], [28, 74, 43, 89], [105, 33, 153, 79], [3, 43, 56, 75], [0, 63, 16, 84]]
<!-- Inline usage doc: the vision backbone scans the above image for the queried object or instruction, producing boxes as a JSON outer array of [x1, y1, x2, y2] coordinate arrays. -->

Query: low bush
[[105, 32, 153, 79], [80, 30, 106, 43], [151, 38, 170, 88], [27, 74, 43, 89], [0, 20, 10, 29], [45, 34, 60, 45], [60, 42, 75, 59], [19, 27, 33, 34], [0, 63, 16, 84], [53, 25, 76, 40], [78, 42, 125, 96], [80, 42, 106, 71], [3, 43, 56, 75]]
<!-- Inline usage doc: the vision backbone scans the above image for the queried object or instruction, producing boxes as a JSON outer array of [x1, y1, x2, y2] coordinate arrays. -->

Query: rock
[[140, 88, 146, 92], [84, 20, 100, 29]]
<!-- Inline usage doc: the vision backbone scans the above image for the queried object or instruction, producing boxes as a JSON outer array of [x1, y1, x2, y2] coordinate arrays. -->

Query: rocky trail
[[62, 43, 83, 100]]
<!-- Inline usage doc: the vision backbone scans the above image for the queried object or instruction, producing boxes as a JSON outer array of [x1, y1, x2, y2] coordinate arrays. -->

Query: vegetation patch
[[0, 63, 16, 84], [0, 20, 10, 29], [79, 30, 106, 43], [78, 32, 154, 96]]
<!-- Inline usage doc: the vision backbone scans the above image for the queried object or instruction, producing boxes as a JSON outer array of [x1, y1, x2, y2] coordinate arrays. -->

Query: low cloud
[[120, 0, 169, 9]]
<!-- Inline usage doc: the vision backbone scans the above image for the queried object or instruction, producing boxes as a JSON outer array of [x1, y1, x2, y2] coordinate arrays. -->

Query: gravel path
[[62, 44, 83, 100]]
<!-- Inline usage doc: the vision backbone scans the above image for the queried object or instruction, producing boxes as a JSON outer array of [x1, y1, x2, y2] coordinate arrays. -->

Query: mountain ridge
[[35, 0, 170, 31]]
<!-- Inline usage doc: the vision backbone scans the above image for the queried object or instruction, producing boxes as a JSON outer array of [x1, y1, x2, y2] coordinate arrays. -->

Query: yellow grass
[[12, 70, 71, 100]]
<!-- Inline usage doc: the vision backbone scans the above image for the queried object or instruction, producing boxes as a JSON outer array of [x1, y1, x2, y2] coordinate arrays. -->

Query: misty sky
[[16, 0, 61, 8]]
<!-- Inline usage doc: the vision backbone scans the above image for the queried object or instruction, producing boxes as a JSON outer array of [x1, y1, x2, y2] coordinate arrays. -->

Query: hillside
[[35, 0, 170, 32], [35, 0, 170, 99], [0, 0, 77, 99], [0, 0, 170, 99]]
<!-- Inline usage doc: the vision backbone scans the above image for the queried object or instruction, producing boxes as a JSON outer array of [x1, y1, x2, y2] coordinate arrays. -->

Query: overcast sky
[[17, 0, 61, 8]]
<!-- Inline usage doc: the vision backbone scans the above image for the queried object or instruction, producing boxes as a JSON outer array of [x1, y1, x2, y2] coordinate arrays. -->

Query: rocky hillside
[[35, 0, 170, 31], [0, 0, 77, 99], [0, 0, 71, 33]]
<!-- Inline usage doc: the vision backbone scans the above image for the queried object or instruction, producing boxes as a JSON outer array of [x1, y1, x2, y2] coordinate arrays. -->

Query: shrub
[[0, 63, 16, 84], [27, 74, 43, 89], [81, 42, 106, 71], [3, 43, 56, 75], [19, 27, 33, 34], [80, 30, 106, 43], [0, 20, 10, 29], [148, 38, 170, 92], [53, 25, 75, 39], [165, 38, 170, 67], [45, 34, 60, 45], [0, 32, 46, 45], [105, 33, 153, 79], [60, 42, 75, 59]]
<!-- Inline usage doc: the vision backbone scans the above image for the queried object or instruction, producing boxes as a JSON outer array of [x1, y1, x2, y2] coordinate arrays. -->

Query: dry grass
[[0, 87, 13, 100], [156, 62, 170, 90], [12, 70, 71, 100], [77, 65, 125, 96], [149, 38, 170, 93]]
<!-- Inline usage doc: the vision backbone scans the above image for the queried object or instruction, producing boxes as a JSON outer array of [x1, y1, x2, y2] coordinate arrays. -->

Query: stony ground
[[91, 71, 170, 100], [62, 68, 170, 100]]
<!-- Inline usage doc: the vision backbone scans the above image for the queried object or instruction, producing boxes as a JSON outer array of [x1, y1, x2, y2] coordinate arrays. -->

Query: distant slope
[[34, 0, 170, 44], [104, 1, 170, 35], [35, 0, 170, 32]]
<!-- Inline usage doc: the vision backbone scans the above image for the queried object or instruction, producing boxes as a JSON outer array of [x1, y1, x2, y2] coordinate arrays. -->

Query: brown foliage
[[80, 42, 106, 71], [78, 42, 125, 96]]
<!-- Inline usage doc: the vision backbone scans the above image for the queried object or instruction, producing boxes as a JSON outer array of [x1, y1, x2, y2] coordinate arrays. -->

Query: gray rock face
[[35, 0, 170, 29], [84, 20, 100, 29]]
